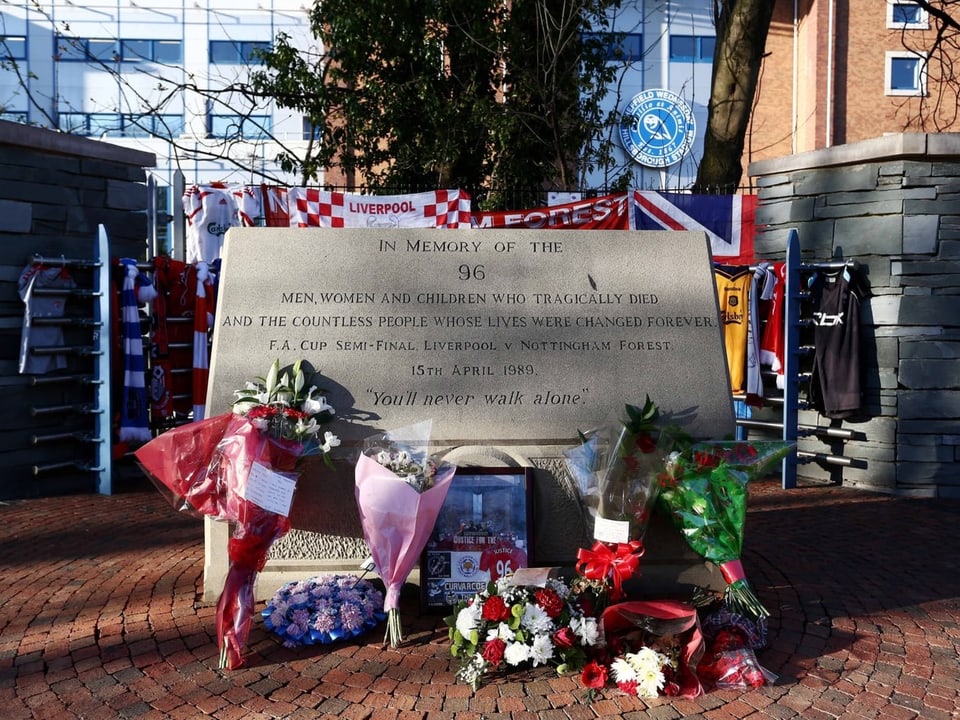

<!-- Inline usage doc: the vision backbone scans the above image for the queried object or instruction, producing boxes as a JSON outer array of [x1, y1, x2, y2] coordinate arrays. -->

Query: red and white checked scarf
[[286, 188, 471, 228]]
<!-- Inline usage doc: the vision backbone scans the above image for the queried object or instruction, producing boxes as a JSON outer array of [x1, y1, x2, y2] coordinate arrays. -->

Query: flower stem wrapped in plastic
[[354, 420, 455, 647], [657, 441, 794, 619]]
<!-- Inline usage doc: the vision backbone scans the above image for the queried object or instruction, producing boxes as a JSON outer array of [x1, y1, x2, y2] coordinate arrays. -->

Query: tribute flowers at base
[[598, 599, 706, 698], [657, 440, 793, 620], [446, 577, 602, 691], [136, 359, 339, 669], [564, 398, 682, 604], [354, 420, 455, 647], [262, 575, 386, 647]]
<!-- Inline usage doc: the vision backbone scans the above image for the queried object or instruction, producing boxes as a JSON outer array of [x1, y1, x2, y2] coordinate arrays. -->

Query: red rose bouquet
[[565, 398, 672, 546], [136, 359, 339, 669], [657, 440, 793, 619], [565, 398, 686, 603], [697, 605, 776, 689]]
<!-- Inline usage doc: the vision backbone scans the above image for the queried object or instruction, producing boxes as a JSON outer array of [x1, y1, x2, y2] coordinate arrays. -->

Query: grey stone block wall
[[749, 133, 960, 499], [0, 120, 155, 500]]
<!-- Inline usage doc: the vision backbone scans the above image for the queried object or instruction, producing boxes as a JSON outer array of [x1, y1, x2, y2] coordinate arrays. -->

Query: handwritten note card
[[243, 462, 297, 517]]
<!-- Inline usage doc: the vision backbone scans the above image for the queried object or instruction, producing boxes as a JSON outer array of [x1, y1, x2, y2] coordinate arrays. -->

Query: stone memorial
[[203, 228, 735, 601]]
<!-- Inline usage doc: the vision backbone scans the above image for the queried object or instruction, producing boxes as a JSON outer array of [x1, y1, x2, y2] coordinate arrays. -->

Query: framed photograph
[[421, 467, 533, 611]]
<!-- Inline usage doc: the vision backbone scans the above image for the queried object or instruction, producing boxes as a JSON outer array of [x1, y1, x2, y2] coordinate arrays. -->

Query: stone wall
[[0, 120, 155, 499], [749, 133, 960, 499]]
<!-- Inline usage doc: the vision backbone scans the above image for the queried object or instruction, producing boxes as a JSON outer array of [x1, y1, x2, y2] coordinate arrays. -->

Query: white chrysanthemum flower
[[624, 649, 667, 697], [485, 622, 515, 643], [455, 603, 482, 639], [636, 669, 665, 698], [503, 641, 530, 666], [570, 616, 600, 646], [520, 603, 553, 635], [610, 657, 638, 684], [529, 634, 554, 667]]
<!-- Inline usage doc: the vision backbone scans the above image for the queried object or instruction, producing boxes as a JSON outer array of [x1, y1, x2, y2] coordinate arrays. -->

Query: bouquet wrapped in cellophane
[[657, 441, 794, 620], [564, 398, 686, 601], [566, 398, 684, 546], [136, 359, 339, 669], [354, 419, 455, 647]]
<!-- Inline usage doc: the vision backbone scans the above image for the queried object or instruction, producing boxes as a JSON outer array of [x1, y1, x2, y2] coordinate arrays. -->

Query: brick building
[[744, 0, 959, 177]]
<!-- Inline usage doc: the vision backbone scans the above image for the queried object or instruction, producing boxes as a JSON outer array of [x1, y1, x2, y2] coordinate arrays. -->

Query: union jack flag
[[632, 191, 757, 264]]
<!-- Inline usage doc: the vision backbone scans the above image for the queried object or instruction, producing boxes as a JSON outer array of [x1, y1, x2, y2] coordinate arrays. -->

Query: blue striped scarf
[[118, 258, 153, 443]]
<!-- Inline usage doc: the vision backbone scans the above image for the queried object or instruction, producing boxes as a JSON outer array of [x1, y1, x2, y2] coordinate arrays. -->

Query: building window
[[669, 35, 715, 63], [59, 112, 122, 135], [209, 114, 272, 139], [209, 40, 271, 64], [1, 111, 28, 123], [121, 39, 183, 63], [122, 114, 185, 137], [57, 112, 184, 137], [582, 32, 643, 62], [302, 117, 321, 141], [1, 36, 27, 60], [887, 1, 928, 29], [55, 36, 118, 62], [885, 51, 926, 95]]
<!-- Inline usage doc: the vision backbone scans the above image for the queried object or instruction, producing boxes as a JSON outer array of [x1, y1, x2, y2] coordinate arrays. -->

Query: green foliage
[[251, 0, 624, 203]]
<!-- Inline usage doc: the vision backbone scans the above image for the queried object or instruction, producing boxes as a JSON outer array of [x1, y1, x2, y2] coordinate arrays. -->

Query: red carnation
[[246, 405, 277, 420], [581, 660, 608, 690], [552, 626, 577, 649], [481, 637, 506, 667], [480, 595, 510, 622], [535, 588, 564, 618]]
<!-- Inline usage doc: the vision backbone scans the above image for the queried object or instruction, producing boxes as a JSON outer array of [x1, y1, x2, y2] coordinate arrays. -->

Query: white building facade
[[585, 1, 716, 192], [0, 0, 316, 250]]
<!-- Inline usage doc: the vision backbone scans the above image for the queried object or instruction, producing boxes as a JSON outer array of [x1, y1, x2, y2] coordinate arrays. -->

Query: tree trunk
[[694, 0, 776, 193]]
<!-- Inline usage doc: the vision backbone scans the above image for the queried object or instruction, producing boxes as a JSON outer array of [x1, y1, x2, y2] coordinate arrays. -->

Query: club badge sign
[[619, 89, 696, 168]]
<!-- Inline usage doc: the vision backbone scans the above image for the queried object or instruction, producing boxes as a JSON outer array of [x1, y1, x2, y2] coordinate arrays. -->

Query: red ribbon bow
[[575, 540, 644, 598]]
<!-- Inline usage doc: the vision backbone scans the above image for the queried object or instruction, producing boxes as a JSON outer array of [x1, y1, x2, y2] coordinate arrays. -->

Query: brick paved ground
[[1, 477, 958, 719]]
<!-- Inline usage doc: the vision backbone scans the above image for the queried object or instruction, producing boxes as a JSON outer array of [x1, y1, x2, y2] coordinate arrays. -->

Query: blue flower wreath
[[262, 574, 386, 647]]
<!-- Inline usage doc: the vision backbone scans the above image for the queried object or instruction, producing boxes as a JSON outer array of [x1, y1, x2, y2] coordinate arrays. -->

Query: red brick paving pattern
[[1, 479, 958, 719]]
